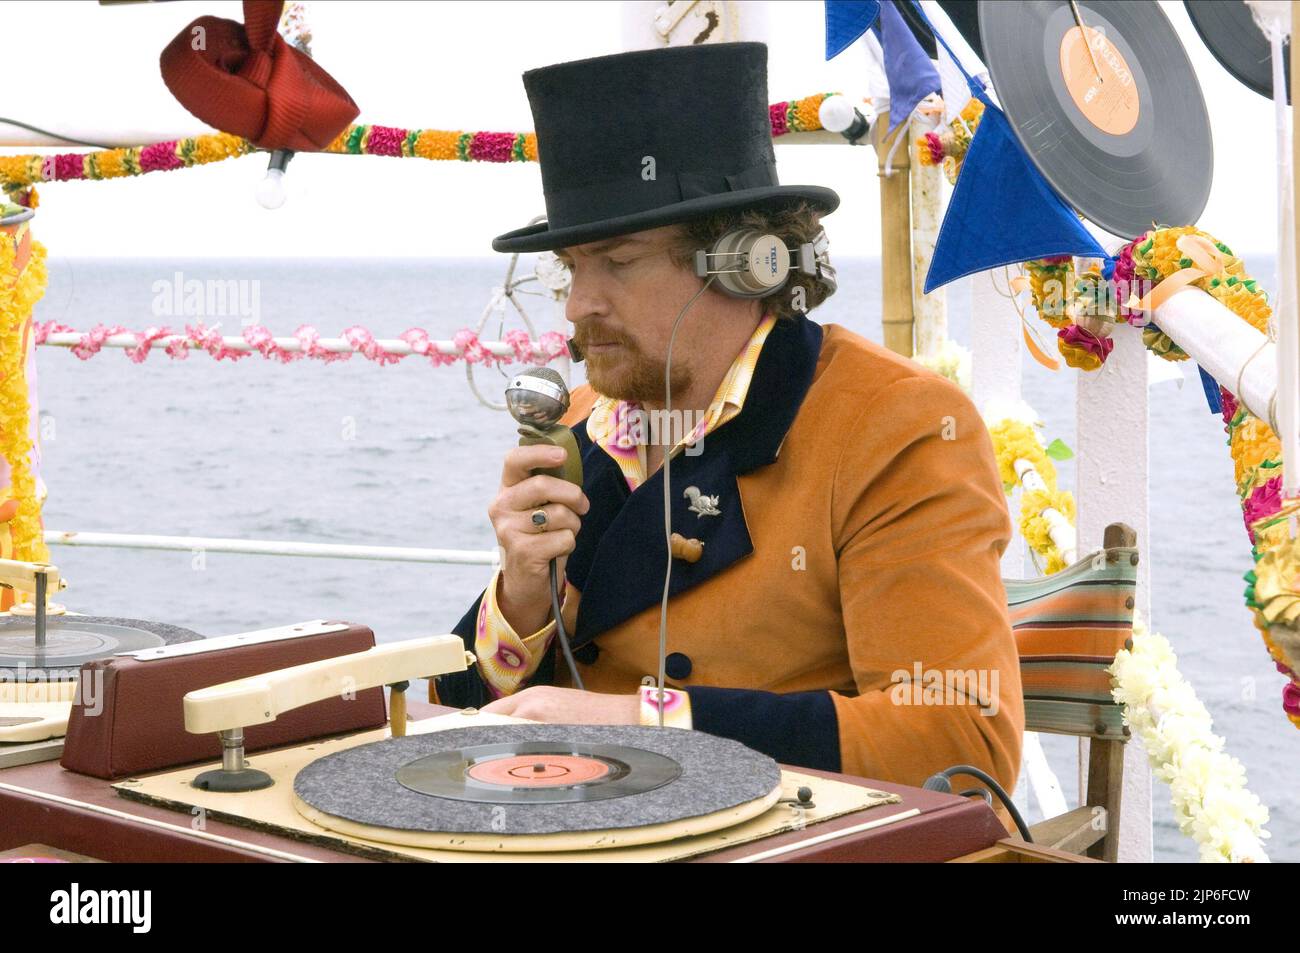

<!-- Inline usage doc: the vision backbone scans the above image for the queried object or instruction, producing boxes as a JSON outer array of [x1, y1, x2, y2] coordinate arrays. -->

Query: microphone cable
[[653, 275, 718, 725], [551, 556, 583, 690]]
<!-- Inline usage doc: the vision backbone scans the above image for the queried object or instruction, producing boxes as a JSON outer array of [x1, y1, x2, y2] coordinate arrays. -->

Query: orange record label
[[467, 754, 612, 787], [1059, 24, 1139, 136]]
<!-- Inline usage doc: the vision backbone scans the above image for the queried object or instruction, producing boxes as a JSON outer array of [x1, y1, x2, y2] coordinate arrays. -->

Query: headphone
[[694, 226, 837, 300], [564, 226, 835, 363]]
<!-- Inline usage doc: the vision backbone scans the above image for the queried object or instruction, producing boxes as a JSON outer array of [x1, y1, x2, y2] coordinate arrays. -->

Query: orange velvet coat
[[440, 315, 1024, 817]]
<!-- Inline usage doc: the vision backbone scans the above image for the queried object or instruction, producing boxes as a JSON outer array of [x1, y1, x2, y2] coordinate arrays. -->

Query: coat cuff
[[684, 686, 841, 772]]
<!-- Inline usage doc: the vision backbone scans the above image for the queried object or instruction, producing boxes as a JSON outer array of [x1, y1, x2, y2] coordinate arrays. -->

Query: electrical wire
[[0, 117, 113, 149], [655, 275, 718, 726], [925, 764, 1032, 841], [550, 557, 583, 690]]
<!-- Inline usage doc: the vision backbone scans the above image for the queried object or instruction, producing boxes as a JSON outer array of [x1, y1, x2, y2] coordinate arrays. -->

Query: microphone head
[[505, 366, 570, 427]]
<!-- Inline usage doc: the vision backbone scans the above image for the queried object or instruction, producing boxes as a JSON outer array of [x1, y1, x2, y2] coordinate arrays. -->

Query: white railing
[[45, 530, 499, 566]]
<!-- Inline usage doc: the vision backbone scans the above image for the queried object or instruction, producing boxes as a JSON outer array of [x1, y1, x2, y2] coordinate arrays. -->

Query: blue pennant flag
[[875, 0, 941, 132], [824, 1, 881, 60], [1197, 365, 1223, 415], [924, 93, 1107, 293]]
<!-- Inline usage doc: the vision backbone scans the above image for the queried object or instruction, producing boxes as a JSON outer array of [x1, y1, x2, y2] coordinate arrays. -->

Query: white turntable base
[[115, 710, 903, 862]]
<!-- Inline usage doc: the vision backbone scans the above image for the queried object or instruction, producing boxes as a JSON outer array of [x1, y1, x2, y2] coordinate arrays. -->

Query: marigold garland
[[0, 230, 51, 578], [1023, 229, 1300, 727], [914, 97, 984, 184], [987, 415, 1076, 574], [1, 94, 835, 196], [0, 133, 253, 194]]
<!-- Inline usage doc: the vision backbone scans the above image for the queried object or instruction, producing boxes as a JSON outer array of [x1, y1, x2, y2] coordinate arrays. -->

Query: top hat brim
[[491, 184, 840, 255]]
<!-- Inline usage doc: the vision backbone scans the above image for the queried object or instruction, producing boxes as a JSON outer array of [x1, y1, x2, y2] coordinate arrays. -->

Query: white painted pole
[[1282, 4, 1300, 515], [910, 112, 947, 357], [1076, 322, 1153, 863], [1149, 289, 1277, 421], [970, 271, 1026, 579]]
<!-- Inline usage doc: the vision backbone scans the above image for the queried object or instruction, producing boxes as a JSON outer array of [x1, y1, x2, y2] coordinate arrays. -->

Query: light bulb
[[819, 94, 857, 133], [256, 169, 287, 209]]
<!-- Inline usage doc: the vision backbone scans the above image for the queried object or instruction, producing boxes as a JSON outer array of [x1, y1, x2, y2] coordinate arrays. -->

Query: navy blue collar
[[563, 314, 824, 647]]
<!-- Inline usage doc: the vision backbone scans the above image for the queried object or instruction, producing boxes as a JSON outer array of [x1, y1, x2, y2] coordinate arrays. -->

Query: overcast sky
[[2, 0, 1283, 258]]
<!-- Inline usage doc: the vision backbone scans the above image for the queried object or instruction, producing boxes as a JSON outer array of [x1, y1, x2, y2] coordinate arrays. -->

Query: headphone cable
[[655, 275, 717, 726]]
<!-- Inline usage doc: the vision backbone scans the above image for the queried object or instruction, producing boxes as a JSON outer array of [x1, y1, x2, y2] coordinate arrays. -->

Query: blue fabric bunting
[[923, 93, 1107, 293], [1197, 365, 1223, 415], [824, 0, 881, 60], [875, 1, 942, 132]]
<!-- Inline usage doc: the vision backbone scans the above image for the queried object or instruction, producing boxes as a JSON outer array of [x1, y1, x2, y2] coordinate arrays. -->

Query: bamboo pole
[[873, 120, 915, 357]]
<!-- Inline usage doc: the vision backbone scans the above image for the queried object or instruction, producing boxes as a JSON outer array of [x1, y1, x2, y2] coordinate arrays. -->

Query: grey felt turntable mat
[[293, 724, 781, 836], [0, 615, 203, 676], [74, 616, 204, 644]]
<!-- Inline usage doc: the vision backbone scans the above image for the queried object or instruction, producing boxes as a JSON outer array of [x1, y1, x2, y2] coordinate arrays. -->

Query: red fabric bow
[[160, 0, 359, 151]]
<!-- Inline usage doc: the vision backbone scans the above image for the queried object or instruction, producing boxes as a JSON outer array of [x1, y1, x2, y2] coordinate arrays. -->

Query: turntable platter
[[293, 723, 783, 851]]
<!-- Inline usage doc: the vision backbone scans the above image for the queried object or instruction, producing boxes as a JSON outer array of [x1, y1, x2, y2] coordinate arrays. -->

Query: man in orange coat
[[437, 43, 1023, 811]]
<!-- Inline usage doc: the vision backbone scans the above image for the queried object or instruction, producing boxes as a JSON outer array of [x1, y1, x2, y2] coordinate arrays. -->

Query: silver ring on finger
[[531, 508, 549, 533]]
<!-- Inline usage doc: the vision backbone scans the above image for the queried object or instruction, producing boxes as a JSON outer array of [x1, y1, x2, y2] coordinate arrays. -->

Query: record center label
[[1059, 25, 1139, 135], [467, 754, 612, 787]]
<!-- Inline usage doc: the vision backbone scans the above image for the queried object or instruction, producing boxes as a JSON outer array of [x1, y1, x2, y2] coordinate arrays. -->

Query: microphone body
[[504, 367, 585, 690], [505, 367, 583, 487]]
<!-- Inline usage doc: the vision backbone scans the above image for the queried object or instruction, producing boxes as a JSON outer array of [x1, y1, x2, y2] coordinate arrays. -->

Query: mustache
[[572, 326, 638, 350]]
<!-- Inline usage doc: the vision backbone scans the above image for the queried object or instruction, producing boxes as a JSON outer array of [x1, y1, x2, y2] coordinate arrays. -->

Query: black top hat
[[491, 42, 840, 254]]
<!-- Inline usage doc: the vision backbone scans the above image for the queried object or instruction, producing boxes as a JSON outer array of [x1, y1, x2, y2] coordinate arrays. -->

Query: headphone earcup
[[705, 228, 792, 299]]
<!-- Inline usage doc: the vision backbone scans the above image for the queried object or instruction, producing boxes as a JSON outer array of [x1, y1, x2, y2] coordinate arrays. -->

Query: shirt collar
[[586, 311, 778, 458]]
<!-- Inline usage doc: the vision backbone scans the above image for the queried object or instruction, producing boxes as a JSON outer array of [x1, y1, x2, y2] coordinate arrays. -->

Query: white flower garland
[[1109, 612, 1271, 862], [912, 337, 972, 393]]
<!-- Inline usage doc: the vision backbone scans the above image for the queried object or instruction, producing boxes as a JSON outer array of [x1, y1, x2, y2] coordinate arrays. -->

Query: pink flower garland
[[32, 320, 570, 368], [1243, 476, 1284, 545], [1220, 385, 1239, 426], [1057, 323, 1114, 361]]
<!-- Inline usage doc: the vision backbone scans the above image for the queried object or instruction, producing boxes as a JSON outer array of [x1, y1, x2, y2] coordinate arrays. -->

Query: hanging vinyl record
[[1184, 0, 1290, 104], [978, 0, 1213, 240]]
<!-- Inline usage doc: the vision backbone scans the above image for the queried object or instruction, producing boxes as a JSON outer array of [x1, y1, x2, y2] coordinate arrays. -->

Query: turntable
[[0, 555, 203, 751]]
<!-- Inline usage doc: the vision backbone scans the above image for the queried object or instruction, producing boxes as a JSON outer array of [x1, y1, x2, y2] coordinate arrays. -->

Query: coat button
[[574, 643, 600, 665], [665, 652, 692, 680]]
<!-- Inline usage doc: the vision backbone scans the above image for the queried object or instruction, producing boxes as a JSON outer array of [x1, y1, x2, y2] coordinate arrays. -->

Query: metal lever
[[0, 558, 64, 650], [183, 636, 475, 792]]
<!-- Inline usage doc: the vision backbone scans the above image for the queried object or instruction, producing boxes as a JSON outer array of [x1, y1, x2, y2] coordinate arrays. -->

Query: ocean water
[[33, 255, 1296, 862]]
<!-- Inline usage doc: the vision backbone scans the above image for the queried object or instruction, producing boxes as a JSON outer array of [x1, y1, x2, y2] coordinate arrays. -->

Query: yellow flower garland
[[987, 418, 1076, 575], [0, 230, 51, 583]]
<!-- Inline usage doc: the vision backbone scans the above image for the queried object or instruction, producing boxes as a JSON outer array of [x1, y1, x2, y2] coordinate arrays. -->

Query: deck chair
[[1003, 522, 1138, 862]]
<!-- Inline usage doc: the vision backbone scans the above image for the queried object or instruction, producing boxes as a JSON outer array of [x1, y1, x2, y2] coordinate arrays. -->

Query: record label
[[1060, 25, 1139, 135]]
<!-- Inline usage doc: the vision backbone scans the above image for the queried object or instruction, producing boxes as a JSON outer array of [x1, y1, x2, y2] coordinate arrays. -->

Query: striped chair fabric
[[1003, 543, 1137, 740]]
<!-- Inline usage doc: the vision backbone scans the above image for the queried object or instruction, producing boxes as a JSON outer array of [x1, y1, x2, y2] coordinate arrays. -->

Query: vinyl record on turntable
[[1184, 0, 1290, 103], [0, 615, 202, 679], [978, 0, 1213, 239], [292, 724, 783, 852]]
